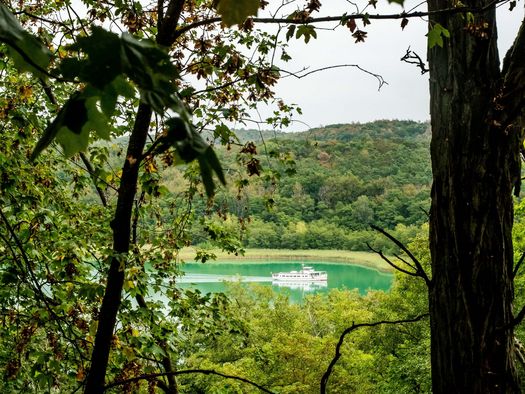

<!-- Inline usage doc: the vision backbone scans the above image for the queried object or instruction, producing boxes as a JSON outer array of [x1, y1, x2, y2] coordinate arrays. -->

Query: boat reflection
[[271, 280, 328, 291]]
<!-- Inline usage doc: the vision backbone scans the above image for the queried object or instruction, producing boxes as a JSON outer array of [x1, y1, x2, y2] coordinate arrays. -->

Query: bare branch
[[79, 153, 108, 207], [401, 47, 428, 74], [392, 252, 417, 271], [513, 251, 525, 279], [320, 314, 429, 394], [104, 369, 276, 393], [370, 225, 431, 286], [280, 64, 387, 90], [367, 242, 421, 278]]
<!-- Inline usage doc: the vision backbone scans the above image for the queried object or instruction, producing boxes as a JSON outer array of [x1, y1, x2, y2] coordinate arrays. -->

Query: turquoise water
[[178, 261, 392, 300]]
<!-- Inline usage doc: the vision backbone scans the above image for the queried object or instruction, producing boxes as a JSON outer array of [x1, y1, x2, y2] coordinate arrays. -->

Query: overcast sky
[[246, 1, 524, 132]]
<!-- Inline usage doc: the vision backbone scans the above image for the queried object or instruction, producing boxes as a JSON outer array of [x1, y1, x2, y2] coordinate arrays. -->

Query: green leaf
[[156, 116, 225, 197], [295, 25, 317, 43], [31, 91, 103, 159], [56, 125, 90, 157], [216, 0, 260, 27], [198, 154, 214, 197], [31, 92, 84, 160], [203, 146, 226, 185], [84, 97, 110, 140], [63, 97, 88, 135], [427, 23, 450, 49], [120, 33, 179, 113], [0, 4, 51, 77], [70, 26, 122, 88], [286, 25, 296, 41]]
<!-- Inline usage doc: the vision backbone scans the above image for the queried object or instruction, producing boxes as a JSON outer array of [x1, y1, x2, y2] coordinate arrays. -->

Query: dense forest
[[181, 120, 432, 254]]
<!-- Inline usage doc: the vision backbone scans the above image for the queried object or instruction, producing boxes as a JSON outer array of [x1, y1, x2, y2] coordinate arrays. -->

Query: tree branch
[[320, 314, 429, 394], [370, 225, 431, 286], [157, 0, 186, 46], [79, 153, 108, 207], [400, 47, 428, 74], [367, 242, 422, 278], [280, 64, 387, 90], [513, 251, 525, 279], [104, 369, 276, 393], [84, 103, 153, 393], [512, 305, 525, 327], [173, 0, 506, 39]]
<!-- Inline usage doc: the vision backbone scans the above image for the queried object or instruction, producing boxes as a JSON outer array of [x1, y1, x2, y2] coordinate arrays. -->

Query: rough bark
[[427, 0, 522, 391]]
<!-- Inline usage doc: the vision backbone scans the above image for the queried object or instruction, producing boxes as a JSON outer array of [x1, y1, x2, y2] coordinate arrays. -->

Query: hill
[[187, 120, 432, 253]]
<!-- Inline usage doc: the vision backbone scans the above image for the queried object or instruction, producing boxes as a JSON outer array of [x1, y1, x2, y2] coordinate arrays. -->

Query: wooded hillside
[[183, 120, 432, 253]]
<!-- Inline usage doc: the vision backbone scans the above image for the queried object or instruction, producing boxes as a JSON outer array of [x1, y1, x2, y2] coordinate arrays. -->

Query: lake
[[178, 261, 393, 301]]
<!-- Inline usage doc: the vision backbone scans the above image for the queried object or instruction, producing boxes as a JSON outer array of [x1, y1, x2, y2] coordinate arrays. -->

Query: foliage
[[0, 0, 299, 391], [177, 225, 432, 393]]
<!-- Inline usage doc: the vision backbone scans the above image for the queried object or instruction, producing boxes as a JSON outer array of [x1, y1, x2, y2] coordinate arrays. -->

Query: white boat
[[271, 265, 328, 282]]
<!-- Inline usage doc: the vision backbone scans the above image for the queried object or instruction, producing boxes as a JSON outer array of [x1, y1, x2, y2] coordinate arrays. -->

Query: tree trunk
[[83, 2, 186, 391], [427, 0, 521, 392], [84, 103, 152, 393]]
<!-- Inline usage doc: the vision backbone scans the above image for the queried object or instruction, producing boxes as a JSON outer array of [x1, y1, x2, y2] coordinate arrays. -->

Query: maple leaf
[[346, 18, 357, 33], [352, 30, 368, 43]]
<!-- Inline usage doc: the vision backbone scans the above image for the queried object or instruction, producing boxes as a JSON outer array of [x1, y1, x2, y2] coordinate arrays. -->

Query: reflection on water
[[178, 261, 392, 301], [178, 274, 273, 283], [272, 280, 328, 291]]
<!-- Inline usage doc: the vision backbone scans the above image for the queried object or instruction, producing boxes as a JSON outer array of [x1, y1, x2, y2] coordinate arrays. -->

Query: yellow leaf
[[217, 0, 259, 27]]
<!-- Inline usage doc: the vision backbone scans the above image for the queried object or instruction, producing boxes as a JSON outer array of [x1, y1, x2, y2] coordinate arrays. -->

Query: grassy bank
[[177, 248, 393, 272]]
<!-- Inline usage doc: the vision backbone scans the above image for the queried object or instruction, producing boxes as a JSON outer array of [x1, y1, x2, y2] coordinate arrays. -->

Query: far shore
[[177, 248, 394, 273]]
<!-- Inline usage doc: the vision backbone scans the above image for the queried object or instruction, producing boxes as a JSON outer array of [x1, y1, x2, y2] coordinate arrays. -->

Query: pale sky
[[247, 1, 524, 132]]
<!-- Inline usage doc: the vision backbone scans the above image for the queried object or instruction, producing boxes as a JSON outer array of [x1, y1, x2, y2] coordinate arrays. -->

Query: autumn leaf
[[346, 18, 357, 33], [352, 30, 368, 43], [216, 0, 260, 27]]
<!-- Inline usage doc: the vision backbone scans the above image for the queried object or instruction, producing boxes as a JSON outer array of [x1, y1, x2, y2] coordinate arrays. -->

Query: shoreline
[[177, 248, 394, 273]]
